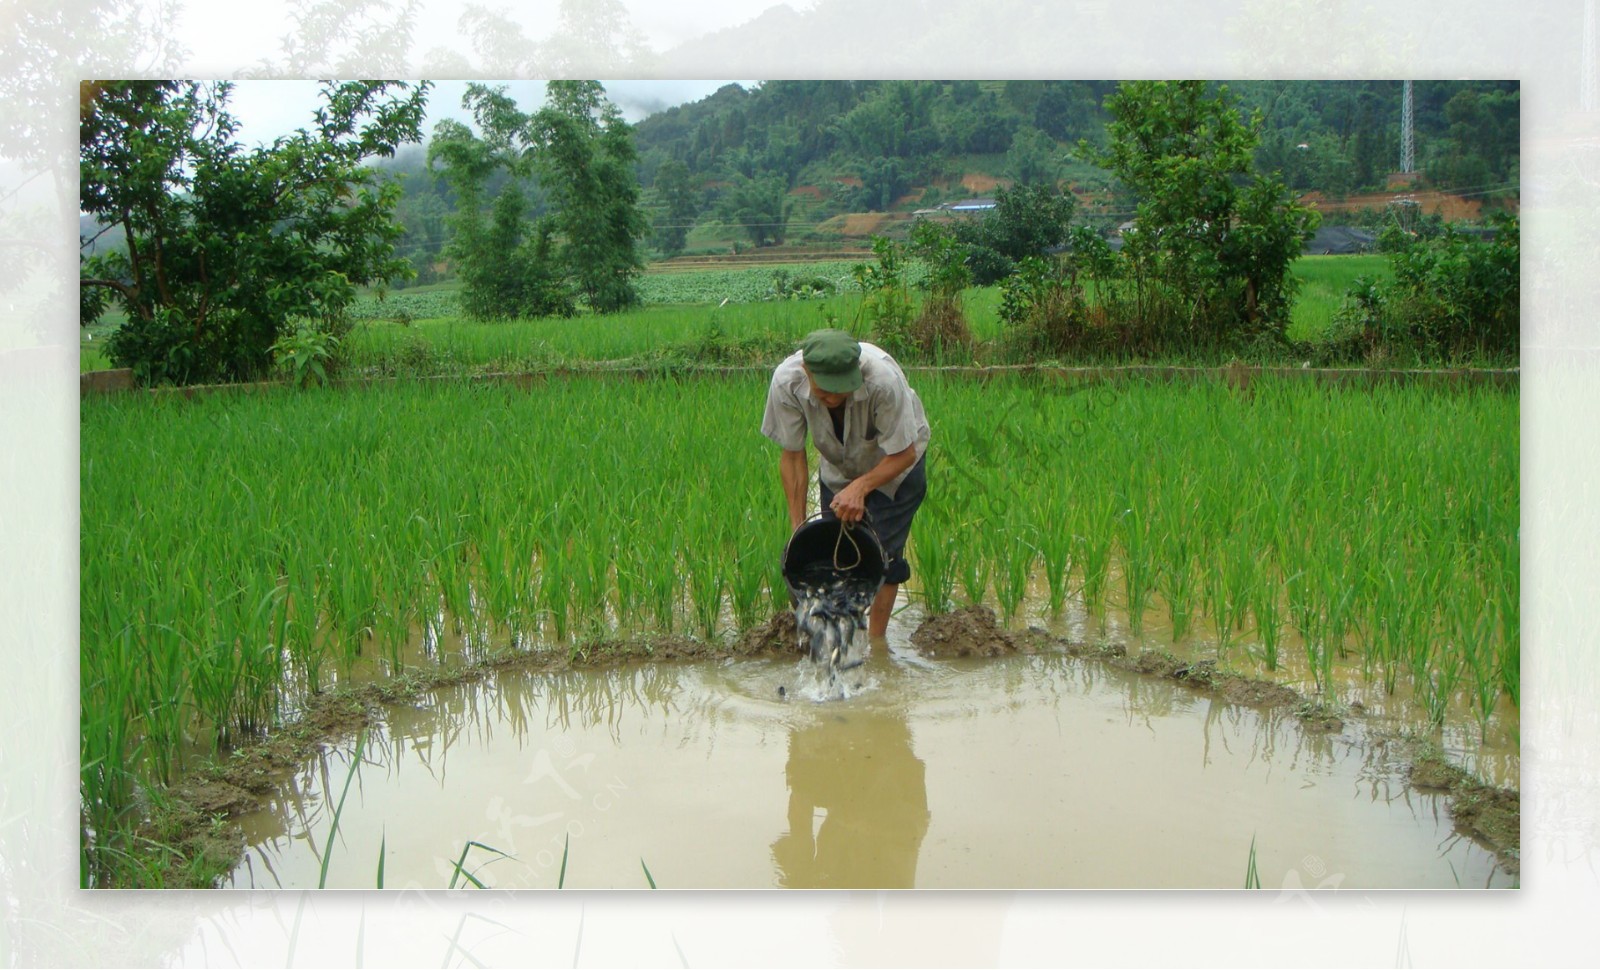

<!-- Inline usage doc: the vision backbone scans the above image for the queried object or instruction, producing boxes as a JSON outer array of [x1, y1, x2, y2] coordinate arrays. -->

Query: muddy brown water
[[226, 621, 1514, 890]]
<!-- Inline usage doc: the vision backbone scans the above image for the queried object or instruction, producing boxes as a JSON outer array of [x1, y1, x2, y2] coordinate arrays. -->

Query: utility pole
[[1401, 80, 1415, 174]]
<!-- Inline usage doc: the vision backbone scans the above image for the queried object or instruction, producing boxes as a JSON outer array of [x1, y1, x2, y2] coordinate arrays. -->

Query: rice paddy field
[[79, 366, 1518, 886]]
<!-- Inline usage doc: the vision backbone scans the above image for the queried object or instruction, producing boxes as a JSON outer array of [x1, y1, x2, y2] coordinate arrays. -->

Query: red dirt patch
[[1300, 188, 1513, 221], [961, 173, 1007, 194], [788, 185, 825, 200], [818, 212, 910, 237]]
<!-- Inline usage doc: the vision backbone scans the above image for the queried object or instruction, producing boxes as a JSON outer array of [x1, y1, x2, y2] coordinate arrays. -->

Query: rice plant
[[81, 369, 1517, 883]]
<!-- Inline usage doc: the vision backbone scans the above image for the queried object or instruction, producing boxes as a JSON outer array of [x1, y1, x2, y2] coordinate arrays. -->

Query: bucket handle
[[788, 509, 881, 572]]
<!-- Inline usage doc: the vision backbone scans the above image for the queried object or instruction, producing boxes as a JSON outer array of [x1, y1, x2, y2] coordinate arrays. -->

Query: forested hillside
[[629, 79, 1517, 211]]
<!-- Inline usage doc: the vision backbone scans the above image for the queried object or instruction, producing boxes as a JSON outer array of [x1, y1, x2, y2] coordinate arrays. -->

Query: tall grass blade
[[317, 728, 367, 889]]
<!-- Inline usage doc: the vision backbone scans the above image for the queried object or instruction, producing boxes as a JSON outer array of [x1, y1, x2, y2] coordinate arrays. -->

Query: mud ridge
[[130, 607, 1517, 885]]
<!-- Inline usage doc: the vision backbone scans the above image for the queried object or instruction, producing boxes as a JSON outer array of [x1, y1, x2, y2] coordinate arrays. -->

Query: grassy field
[[79, 256, 1395, 375], [81, 369, 1517, 883], [1287, 254, 1392, 343]]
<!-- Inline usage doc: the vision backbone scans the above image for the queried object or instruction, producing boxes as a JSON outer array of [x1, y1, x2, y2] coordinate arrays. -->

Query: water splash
[[792, 576, 878, 700]]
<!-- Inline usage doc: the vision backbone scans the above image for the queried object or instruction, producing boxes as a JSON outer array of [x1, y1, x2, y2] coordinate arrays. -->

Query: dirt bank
[[126, 607, 1518, 886]]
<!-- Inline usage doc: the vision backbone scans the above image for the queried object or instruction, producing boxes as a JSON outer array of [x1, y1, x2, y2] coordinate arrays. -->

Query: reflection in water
[[773, 708, 930, 888], [226, 652, 1515, 889]]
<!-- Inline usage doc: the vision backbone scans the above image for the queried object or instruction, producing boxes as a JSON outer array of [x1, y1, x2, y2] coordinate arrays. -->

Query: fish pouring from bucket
[[792, 564, 877, 671], [782, 517, 886, 675]]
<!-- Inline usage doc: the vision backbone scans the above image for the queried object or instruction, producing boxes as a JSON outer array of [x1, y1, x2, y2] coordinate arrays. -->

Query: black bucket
[[781, 515, 887, 600]]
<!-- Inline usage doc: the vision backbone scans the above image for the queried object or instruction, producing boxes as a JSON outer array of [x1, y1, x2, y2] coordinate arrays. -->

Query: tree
[[80, 80, 430, 385], [430, 81, 647, 315], [428, 91, 573, 320], [1005, 125, 1059, 187], [650, 158, 699, 257], [948, 183, 1076, 285], [718, 175, 791, 247], [1079, 80, 1318, 346], [528, 80, 649, 312]]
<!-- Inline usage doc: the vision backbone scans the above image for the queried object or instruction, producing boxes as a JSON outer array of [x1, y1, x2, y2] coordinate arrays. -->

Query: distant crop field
[[81, 254, 1408, 374]]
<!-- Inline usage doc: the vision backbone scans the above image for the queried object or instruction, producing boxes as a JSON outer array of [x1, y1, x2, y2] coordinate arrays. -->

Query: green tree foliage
[[429, 81, 647, 316], [717, 175, 791, 247], [853, 157, 911, 212], [80, 80, 429, 385], [948, 184, 1076, 285], [650, 158, 700, 257], [1005, 125, 1060, 187], [1330, 213, 1519, 362], [850, 236, 914, 354], [622, 79, 1517, 234], [530, 80, 649, 312], [905, 220, 973, 354], [1081, 80, 1318, 347], [1429, 88, 1520, 195], [428, 93, 570, 321]]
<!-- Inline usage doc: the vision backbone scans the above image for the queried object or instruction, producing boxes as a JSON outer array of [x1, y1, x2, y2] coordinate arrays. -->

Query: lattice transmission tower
[[1400, 80, 1415, 174]]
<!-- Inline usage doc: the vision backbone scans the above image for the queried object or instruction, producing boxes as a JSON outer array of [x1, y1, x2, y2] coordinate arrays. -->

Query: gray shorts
[[819, 455, 927, 585]]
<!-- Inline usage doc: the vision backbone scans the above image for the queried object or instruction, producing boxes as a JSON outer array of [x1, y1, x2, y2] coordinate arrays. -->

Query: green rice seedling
[[1034, 490, 1075, 618], [1118, 505, 1155, 637], [909, 509, 957, 616], [957, 519, 994, 609], [688, 548, 727, 640], [572, 529, 613, 641], [1203, 549, 1242, 662], [1076, 498, 1116, 621], [1283, 566, 1328, 689], [727, 530, 769, 630], [1493, 536, 1520, 707], [1249, 553, 1284, 671], [1154, 515, 1197, 643], [539, 544, 573, 644], [991, 522, 1036, 625], [1245, 834, 1261, 889], [645, 541, 681, 634], [1422, 644, 1465, 729]]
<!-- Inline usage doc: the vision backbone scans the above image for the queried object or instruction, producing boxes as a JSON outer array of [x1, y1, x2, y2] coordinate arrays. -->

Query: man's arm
[[829, 445, 917, 524], [780, 448, 809, 531]]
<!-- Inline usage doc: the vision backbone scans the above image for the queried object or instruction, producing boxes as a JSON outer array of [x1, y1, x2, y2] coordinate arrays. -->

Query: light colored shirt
[[760, 341, 931, 498]]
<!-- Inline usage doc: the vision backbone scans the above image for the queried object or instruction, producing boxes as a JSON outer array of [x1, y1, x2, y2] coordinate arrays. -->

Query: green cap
[[801, 329, 863, 394]]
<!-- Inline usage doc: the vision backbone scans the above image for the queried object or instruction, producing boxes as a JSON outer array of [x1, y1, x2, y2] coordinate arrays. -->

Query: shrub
[[1329, 213, 1519, 362], [270, 323, 342, 387]]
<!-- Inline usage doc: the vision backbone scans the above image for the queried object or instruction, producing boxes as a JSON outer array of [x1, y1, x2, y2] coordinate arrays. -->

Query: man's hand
[[830, 480, 869, 524]]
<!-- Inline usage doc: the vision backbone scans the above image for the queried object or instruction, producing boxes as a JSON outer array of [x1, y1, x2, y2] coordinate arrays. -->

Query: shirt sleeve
[[761, 369, 808, 451], [872, 375, 919, 455]]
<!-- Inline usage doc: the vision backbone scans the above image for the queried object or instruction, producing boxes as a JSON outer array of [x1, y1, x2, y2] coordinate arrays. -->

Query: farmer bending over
[[761, 329, 930, 640]]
